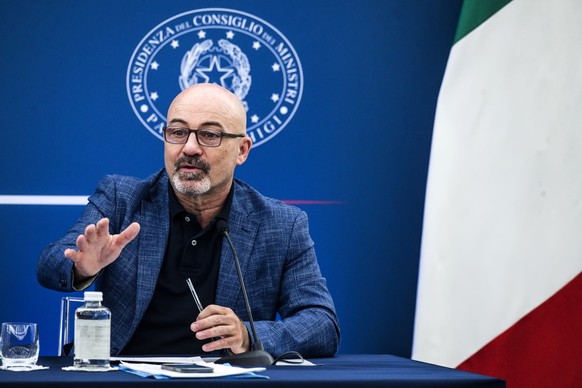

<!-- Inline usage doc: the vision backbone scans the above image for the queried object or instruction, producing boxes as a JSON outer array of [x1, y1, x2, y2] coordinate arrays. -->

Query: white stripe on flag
[[413, 0, 582, 369]]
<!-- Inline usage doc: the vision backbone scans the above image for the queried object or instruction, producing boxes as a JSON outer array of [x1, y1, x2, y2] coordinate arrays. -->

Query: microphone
[[214, 219, 274, 367]]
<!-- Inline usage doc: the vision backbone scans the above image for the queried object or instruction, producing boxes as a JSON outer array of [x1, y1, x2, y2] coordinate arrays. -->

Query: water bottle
[[73, 291, 111, 369]]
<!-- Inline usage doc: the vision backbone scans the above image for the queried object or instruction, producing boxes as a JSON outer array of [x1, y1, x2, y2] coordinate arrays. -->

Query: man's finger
[[76, 234, 89, 251], [114, 222, 141, 249], [83, 224, 96, 243], [95, 218, 110, 237], [64, 248, 77, 260]]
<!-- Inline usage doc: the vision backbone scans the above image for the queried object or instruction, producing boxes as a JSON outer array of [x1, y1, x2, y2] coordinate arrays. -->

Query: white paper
[[275, 359, 317, 366], [120, 361, 266, 378], [0, 365, 49, 372], [111, 355, 206, 364], [111, 355, 317, 366]]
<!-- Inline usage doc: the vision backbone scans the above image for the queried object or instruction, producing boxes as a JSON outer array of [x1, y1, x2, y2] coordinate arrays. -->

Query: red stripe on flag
[[457, 271, 582, 388]]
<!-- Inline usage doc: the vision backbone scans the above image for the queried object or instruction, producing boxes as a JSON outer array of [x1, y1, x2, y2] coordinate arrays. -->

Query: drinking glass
[[1, 322, 39, 367]]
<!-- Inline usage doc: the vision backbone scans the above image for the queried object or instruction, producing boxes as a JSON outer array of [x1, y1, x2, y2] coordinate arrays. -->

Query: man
[[37, 83, 340, 358]]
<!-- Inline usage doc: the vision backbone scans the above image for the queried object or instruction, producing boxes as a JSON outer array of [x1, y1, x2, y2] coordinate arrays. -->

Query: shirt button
[[185, 216, 191, 222], [191, 240, 197, 246]]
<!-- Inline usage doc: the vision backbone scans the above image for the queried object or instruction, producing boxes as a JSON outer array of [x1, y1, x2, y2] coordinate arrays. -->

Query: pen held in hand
[[186, 278, 222, 345], [186, 278, 204, 314]]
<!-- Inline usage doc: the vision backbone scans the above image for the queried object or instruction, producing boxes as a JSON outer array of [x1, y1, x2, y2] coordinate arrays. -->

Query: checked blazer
[[37, 169, 340, 357]]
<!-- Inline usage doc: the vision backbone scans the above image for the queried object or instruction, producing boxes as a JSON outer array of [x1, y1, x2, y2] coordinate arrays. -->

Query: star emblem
[[195, 56, 234, 86], [171, 40, 179, 49], [150, 61, 160, 70]]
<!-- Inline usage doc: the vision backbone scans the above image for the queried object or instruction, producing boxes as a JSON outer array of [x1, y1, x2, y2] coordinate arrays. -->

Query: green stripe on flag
[[454, 0, 512, 43]]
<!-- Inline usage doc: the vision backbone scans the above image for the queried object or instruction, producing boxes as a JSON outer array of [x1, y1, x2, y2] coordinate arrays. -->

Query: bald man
[[37, 84, 340, 359]]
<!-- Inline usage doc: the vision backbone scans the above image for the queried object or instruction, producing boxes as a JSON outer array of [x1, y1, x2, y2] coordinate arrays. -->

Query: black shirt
[[121, 184, 233, 355]]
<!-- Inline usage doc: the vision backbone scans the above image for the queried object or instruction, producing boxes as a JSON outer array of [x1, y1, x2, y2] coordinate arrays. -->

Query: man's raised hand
[[64, 218, 140, 278]]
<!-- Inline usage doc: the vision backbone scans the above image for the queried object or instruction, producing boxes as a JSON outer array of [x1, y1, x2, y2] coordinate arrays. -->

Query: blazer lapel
[[132, 177, 170, 328], [216, 190, 259, 310]]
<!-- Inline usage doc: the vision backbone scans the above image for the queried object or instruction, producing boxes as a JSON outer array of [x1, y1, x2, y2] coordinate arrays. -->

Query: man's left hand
[[190, 304, 250, 354]]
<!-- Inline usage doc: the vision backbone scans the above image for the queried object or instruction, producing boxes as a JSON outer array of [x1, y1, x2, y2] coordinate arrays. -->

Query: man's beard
[[171, 156, 211, 196]]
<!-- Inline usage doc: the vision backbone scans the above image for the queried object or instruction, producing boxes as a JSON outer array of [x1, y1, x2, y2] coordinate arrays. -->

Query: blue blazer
[[37, 170, 340, 357]]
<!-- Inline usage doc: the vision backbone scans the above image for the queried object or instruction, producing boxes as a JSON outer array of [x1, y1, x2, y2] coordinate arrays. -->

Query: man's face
[[164, 84, 251, 199]]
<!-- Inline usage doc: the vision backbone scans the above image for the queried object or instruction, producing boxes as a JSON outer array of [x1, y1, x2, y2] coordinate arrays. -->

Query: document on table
[[111, 356, 209, 364], [118, 360, 266, 379], [111, 355, 317, 366]]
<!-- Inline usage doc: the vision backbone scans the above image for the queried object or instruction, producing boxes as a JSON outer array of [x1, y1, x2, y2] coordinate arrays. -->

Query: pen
[[186, 278, 222, 344], [186, 278, 204, 313]]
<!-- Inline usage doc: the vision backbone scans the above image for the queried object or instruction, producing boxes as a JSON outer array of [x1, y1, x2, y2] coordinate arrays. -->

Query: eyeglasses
[[163, 126, 245, 147]]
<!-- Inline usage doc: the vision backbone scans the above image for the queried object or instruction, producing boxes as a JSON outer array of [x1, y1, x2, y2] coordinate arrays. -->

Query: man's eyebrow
[[167, 118, 224, 129], [168, 118, 189, 126], [199, 121, 224, 129]]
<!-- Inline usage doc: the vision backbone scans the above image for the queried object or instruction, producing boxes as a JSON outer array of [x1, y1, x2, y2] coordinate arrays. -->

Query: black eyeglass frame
[[162, 126, 245, 147]]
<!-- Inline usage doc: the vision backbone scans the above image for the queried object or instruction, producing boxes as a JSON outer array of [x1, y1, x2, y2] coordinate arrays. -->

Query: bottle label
[[74, 320, 111, 360]]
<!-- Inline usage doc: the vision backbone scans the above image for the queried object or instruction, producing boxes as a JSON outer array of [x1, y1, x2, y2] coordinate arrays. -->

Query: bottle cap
[[83, 291, 103, 302]]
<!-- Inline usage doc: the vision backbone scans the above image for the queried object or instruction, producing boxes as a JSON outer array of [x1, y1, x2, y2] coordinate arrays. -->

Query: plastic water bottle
[[73, 291, 111, 369]]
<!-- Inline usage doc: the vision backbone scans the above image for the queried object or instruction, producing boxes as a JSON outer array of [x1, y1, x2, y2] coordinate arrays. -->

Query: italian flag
[[412, 0, 582, 387]]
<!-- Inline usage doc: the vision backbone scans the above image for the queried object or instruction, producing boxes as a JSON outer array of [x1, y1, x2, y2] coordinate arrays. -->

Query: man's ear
[[236, 137, 253, 165]]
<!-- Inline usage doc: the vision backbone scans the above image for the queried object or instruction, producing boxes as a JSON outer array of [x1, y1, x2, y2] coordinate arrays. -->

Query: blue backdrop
[[0, 0, 461, 357]]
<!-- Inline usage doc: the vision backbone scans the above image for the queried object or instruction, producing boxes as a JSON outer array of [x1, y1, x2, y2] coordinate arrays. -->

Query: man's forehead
[[168, 95, 244, 129]]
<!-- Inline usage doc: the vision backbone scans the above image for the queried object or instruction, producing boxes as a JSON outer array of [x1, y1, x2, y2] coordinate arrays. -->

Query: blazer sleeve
[[252, 209, 341, 358], [36, 175, 119, 291]]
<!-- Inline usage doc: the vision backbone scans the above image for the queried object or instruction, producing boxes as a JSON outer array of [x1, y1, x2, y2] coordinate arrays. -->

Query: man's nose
[[182, 132, 203, 155]]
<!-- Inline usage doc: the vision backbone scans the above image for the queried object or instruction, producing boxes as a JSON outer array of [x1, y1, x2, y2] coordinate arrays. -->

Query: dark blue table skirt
[[0, 354, 505, 387]]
